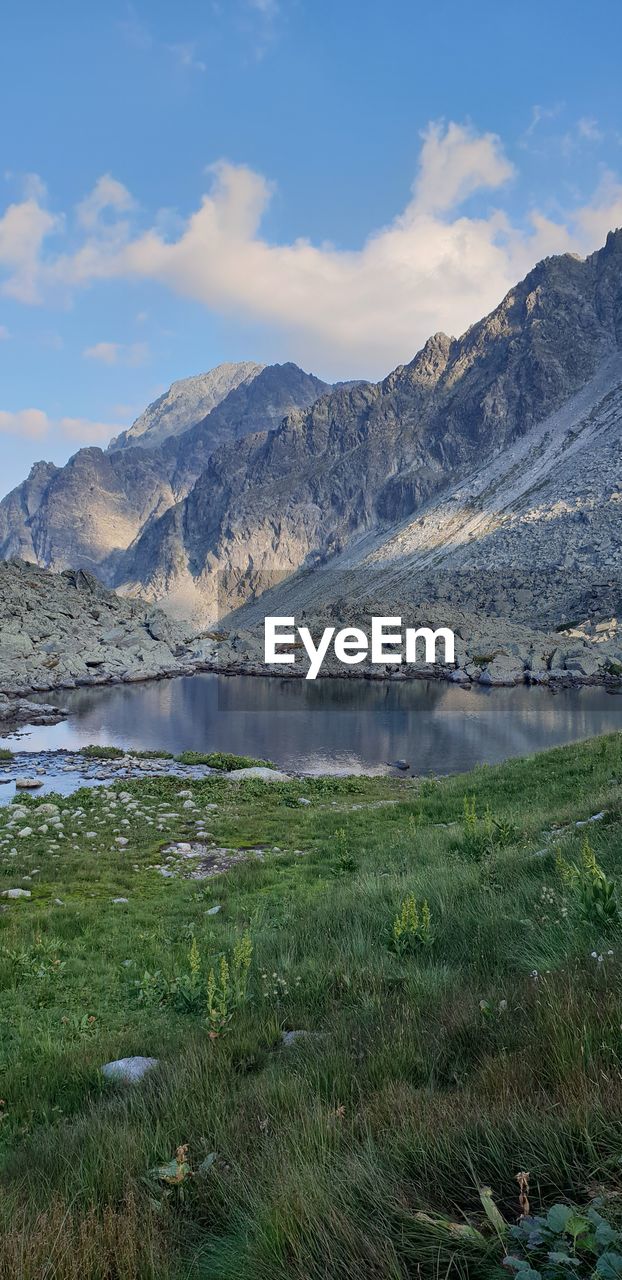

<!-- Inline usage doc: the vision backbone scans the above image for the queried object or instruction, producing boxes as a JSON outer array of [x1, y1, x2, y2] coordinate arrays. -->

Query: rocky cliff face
[[0, 363, 331, 581], [109, 361, 264, 450], [117, 231, 622, 623], [0, 559, 216, 707]]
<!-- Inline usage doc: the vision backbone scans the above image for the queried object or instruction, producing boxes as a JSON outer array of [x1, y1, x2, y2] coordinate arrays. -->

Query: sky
[[1, 0, 622, 495]]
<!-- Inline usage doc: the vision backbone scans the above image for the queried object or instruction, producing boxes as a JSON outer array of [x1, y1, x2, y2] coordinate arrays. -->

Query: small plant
[[335, 826, 358, 874], [504, 1198, 622, 1278], [472, 653, 497, 667], [419, 777, 438, 797], [147, 1145, 218, 1207], [231, 931, 253, 1004], [206, 931, 253, 1035], [555, 837, 620, 929], [260, 969, 300, 1001], [133, 931, 253, 1027], [80, 744, 125, 759], [392, 894, 433, 954], [456, 796, 519, 860], [0, 747, 13, 761], [206, 955, 231, 1035]]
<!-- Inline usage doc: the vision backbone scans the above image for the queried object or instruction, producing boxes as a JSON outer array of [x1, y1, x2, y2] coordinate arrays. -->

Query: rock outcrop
[[109, 361, 264, 450], [0, 559, 216, 706]]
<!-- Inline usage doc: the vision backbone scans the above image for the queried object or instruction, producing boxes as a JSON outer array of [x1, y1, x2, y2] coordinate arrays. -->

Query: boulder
[[225, 766, 291, 782], [101, 1056, 158, 1084], [477, 654, 524, 686]]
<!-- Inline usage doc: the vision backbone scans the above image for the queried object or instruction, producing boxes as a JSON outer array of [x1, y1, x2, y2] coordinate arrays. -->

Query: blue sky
[[1, 0, 622, 495]]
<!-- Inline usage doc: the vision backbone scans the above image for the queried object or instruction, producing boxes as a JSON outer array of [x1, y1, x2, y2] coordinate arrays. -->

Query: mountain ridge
[[0, 362, 331, 577], [115, 229, 622, 622]]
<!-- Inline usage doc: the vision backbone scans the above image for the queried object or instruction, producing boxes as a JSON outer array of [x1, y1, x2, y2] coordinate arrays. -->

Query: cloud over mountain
[[1, 122, 622, 374]]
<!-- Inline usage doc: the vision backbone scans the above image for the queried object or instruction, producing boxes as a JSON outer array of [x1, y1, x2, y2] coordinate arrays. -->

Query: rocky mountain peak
[[110, 361, 265, 451]]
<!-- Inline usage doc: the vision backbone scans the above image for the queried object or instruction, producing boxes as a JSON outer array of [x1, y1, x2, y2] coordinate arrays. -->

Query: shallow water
[[6, 672, 622, 775]]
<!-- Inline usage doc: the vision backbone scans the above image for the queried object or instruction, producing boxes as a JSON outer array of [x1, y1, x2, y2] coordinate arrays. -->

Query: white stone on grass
[[101, 1056, 158, 1084]]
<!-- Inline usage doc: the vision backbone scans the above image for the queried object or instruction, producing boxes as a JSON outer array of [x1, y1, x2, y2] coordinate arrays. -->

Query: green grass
[[2, 735, 622, 1277], [174, 751, 274, 769], [78, 746, 274, 768], [0, 748, 14, 761]]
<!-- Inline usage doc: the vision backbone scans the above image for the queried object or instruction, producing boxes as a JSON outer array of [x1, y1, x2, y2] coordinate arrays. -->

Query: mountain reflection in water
[[17, 673, 622, 775]]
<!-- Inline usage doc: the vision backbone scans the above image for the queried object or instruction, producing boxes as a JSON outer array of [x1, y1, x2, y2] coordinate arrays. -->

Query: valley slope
[[117, 230, 622, 636]]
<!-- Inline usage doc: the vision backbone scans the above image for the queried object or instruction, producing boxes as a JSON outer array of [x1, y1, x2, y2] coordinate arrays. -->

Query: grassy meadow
[[2, 736, 622, 1276]]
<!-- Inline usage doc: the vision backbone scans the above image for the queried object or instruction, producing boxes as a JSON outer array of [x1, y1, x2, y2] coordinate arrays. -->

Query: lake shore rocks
[[1, 561, 621, 727], [0, 560, 218, 722]]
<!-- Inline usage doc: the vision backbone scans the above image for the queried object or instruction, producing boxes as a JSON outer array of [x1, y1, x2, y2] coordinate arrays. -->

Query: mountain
[[109, 361, 264, 450], [0, 362, 331, 579], [116, 230, 622, 624]]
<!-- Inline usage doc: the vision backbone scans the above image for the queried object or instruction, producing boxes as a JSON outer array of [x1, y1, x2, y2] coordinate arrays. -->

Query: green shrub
[[134, 932, 254, 1033], [80, 744, 125, 759], [0, 748, 13, 761], [174, 751, 273, 769], [392, 894, 433, 954], [455, 795, 519, 860], [556, 836, 620, 929]]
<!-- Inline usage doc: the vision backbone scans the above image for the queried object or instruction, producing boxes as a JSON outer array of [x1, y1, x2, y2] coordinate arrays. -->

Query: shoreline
[[2, 654, 622, 739]]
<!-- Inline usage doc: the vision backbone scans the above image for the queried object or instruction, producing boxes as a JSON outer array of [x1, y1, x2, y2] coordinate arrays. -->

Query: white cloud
[[83, 340, 149, 366], [519, 102, 564, 148], [412, 121, 514, 213], [0, 197, 61, 303], [58, 416, 122, 443], [562, 116, 606, 157], [76, 175, 135, 230], [1, 121, 622, 375], [0, 407, 125, 444], [0, 408, 49, 438]]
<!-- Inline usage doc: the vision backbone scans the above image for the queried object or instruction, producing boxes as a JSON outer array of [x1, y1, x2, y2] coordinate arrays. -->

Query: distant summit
[[109, 361, 264, 451], [0, 362, 332, 577]]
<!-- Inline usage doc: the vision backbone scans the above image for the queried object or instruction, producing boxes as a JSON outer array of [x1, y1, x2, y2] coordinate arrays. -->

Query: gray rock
[[225, 766, 291, 782], [1, 888, 31, 899], [281, 1030, 318, 1047], [100, 1056, 158, 1084]]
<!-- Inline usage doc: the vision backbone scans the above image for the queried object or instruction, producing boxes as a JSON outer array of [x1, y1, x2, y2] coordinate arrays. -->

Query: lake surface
[[8, 672, 622, 775]]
